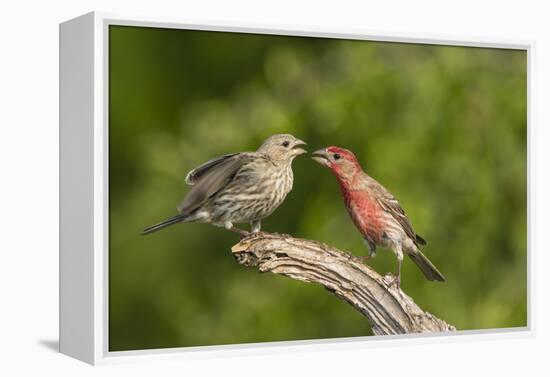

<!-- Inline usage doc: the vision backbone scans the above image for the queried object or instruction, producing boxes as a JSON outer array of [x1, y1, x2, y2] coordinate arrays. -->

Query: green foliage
[[108, 26, 527, 351]]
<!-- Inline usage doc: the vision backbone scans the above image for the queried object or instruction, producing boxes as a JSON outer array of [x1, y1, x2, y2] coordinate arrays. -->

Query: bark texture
[[231, 232, 455, 335]]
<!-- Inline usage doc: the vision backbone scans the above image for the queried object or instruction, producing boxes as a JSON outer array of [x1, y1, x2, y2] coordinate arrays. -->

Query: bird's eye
[[333, 153, 341, 160], [282, 141, 290, 147]]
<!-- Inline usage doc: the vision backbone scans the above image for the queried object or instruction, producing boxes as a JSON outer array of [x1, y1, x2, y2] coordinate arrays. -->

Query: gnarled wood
[[232, 232, 455, 335]]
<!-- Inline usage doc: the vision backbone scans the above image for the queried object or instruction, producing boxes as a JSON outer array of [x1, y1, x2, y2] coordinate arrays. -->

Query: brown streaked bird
[[142, 134, 307, 236], [312, 146, 445, 287]]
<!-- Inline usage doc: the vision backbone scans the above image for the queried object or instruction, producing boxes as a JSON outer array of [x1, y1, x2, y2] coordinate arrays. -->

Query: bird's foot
[[243, 230, 265, 240], [358, 255, 373, 263], [390, 277, 401, 291], [384, 274, 401, 291], [240, 232, 252, 240], [250, 230, 283, 239], [238, 229, 272, 240]]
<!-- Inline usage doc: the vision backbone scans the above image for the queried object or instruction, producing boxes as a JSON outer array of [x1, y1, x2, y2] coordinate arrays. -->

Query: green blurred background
[[108, 25, 527, 351]]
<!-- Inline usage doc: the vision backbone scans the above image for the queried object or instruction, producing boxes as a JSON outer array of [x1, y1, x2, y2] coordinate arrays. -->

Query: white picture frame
[[59, 11, 534, 365]]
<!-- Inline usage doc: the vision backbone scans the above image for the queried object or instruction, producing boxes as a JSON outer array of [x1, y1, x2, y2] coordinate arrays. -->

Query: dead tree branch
[[231, 232, 455, 335]]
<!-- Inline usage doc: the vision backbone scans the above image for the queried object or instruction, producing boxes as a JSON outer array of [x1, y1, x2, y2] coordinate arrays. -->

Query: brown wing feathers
[[178, 154, 247, 215], [376, 192, 427, 246], [185, 153, 241, 185]]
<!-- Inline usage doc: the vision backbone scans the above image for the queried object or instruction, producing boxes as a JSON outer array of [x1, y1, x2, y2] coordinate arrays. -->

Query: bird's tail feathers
[[408, 250, 446, 282], [141, 214, 189, 235]]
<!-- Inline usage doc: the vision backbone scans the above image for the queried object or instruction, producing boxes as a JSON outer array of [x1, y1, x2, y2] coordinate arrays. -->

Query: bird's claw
[[240, 230, 272, 240], [383, 273, 401, 290], [389, 277, 401, 290], [239, 231, 251, 239]]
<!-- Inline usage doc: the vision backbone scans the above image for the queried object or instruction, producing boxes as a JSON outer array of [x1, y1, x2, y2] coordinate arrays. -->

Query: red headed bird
[[312, 146, 445, 287]]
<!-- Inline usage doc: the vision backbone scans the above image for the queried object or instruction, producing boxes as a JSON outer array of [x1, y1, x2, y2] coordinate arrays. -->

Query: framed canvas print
[[59, 12, 531, 365]]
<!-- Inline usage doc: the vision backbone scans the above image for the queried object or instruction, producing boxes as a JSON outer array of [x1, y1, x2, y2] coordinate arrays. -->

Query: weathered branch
[[232, 232, 455, 335]]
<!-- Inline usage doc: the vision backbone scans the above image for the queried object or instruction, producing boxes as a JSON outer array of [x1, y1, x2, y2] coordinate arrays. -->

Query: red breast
[[343, 188, 385, 244]]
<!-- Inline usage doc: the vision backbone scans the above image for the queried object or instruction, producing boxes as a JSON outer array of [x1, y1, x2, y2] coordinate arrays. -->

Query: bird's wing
[[177, 153, 254, 215], [185, 153, 241, 185], [373, 182, 426, 245]]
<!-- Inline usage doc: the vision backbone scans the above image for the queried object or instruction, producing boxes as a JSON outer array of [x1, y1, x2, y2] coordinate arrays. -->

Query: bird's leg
[[250, 220, 261, 233], [396, 256, 402, 289], [224, 221, 250, 237], [388, 246, 403, 290], [359, 239, 376, 262]]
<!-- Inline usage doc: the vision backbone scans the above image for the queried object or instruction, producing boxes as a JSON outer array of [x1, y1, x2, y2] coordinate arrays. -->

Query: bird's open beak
[[311, 149, 331, 167], [292, 139, 307, 156]]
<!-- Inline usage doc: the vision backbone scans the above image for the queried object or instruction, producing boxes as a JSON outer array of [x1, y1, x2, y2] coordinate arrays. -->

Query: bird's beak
[[311, 149, 331, 167], [292, 139, 307, 156]]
